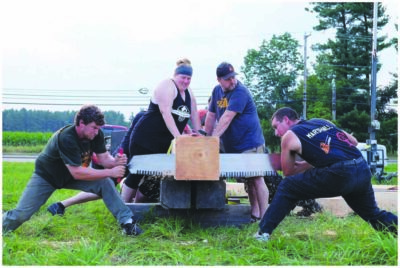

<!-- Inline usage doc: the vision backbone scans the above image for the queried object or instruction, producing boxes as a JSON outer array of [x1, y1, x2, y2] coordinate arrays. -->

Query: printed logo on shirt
[[306, 125, 333, 139], [336, 131, 355, 147], [172, 105, 191, 122], [320, 135, 331, 154], [81, 151, 91, 167], [217, 97, 228, 108]]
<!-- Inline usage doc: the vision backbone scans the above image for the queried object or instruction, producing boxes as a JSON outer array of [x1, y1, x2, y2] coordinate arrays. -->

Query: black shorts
[[138, 175, 163, 202]]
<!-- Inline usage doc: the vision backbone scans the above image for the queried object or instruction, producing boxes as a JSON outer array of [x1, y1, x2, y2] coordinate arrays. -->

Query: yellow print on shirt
[[217, 98, 228, 108], [81, 152, 91, 167]]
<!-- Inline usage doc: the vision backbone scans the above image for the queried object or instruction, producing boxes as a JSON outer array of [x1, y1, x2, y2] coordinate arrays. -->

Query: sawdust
[[323, 230, 337, 238], [39, 240, 78, 249]]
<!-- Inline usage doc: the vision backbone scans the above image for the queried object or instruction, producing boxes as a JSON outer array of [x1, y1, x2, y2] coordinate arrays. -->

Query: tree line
[[2, 108, 129, 132]]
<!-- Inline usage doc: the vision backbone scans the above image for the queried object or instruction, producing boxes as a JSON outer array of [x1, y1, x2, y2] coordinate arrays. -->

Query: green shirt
[[35, 125, 107, 188]]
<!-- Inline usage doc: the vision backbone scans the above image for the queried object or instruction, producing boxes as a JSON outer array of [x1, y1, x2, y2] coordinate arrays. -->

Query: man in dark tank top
[[255, 107, 397, 242]]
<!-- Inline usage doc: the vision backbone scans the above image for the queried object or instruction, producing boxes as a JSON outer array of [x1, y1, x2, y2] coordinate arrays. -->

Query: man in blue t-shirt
[[255, 107, 397, 242], [204, 62, 269, 223]]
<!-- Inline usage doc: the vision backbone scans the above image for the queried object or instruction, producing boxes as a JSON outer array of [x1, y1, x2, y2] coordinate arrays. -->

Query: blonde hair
[[176, 58, 191, 66], [174, 58, 193, 76]]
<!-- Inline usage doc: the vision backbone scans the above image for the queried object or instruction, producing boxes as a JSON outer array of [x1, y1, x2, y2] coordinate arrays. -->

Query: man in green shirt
[[3, 105, 142, 236]]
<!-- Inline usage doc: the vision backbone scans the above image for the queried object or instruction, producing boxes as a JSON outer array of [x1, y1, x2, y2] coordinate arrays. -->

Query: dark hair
[[74, 105, 105, 126], [271, 107, 299, 122]]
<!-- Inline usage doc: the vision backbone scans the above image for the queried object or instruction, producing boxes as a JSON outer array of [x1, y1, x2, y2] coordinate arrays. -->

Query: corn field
[[2, 131, 53, 147]]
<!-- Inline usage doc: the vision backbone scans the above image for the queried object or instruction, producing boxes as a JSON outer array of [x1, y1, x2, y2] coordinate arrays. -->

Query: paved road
[[3, 154, 37, 162]]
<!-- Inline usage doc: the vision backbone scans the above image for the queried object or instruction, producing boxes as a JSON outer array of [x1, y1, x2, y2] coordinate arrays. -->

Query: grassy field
[[2, 162, 398, 266]]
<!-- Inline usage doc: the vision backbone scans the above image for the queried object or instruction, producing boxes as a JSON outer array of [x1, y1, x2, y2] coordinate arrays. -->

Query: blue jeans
[[259, 157, 397, 234], [3, 173, 133, 232]]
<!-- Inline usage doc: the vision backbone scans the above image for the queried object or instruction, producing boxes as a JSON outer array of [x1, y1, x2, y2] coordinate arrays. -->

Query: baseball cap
[[216, 62, 238, 80]]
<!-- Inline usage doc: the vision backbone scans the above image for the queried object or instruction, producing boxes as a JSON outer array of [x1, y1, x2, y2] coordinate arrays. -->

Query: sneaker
[[297, 203, 324, 217], [47, 202, 65, 216], [296, 208, 313, 217], [254, 231, 270, 242], [250, 215, 261, 223], [121, 219, 143, 236], [313, 203, 324, 213]]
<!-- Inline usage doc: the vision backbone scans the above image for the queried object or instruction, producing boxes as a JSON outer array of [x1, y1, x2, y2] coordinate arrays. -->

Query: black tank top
[[291, 119, 362, 167], [132, 80, 191, 153]]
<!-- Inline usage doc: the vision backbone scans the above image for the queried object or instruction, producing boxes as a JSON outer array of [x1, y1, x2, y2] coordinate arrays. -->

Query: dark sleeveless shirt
[[132, 81, 191, 153], [290, 119, 362, 167]]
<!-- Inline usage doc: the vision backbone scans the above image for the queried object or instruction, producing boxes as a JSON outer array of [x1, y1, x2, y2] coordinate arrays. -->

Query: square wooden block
[[175, 136, 219, 180]]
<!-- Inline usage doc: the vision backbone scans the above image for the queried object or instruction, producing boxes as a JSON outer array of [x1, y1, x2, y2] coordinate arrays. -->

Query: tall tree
[[306, 2, 390, 116], [241, 33, 303, 151], [293, 75, 332, 119], [242, 32, 303, 114], [375, 72, 398, 154]]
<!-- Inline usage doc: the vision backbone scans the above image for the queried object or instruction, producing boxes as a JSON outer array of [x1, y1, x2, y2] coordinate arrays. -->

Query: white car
[[356, 142, 388, 167]]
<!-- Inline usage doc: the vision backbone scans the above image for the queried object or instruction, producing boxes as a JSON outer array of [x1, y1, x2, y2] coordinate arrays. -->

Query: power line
[[2, 102, 148, 106], [2, 87, 214, 92], [314, 63, 370, 68], [2, 93, 152, 98]]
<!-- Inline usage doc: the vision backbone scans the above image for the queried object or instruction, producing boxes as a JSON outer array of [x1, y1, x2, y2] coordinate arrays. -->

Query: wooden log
[[175, 136, 220, 180]]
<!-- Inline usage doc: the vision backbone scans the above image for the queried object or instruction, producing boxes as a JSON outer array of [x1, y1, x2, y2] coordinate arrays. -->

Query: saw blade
[[128, 153, 279, 177], [219, 154, 276, 178], [128, 154, 175, 176]]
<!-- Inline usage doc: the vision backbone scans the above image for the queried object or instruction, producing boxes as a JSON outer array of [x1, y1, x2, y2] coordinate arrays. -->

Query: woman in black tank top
[[120, 58, 202, 203]]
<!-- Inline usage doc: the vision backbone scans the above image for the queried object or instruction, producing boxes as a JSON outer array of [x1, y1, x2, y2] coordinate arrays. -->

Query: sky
[[2, 0, 399, 121]]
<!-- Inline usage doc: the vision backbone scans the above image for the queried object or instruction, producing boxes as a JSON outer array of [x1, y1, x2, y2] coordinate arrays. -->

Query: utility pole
[[303, 32, 311, 119], [332, 78, 336, 120], [368, 2, 380, 177]]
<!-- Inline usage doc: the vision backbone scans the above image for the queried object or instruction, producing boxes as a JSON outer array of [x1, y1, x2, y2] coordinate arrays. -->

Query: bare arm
[[96, 151, 127, 169], [153, 80, 181, 138], [211, 110, 237, 137], [281, 130, 304, 177], [188, 88, 202, 133], [343, 130, 358, 146], [293, 160, 314, 174], [66, 165, 126, 181], [204, 111, 216, 136]]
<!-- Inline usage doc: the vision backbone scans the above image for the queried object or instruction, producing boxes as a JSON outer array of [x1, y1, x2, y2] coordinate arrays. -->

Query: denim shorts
[[236, 145, 265, 183]]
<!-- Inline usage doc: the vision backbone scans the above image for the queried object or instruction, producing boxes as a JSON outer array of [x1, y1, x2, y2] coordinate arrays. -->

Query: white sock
[[124, 218, 133, 225]]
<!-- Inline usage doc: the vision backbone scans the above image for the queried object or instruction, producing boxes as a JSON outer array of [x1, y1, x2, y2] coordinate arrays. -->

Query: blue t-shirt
[[209, 80, 265, 153], [291, 119, 362, 167]]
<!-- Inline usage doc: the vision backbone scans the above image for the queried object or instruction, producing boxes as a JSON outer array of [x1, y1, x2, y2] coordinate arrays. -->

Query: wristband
[[198, 129, 207, 136]]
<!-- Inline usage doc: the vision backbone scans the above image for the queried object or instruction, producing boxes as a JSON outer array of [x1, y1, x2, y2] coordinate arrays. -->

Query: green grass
[[2, 145, 44, 154], [2, 162, 398, 265], [371, 163, 398, 185]]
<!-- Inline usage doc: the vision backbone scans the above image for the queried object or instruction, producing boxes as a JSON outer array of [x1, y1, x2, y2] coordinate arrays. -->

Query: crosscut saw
[[128, 153, 281, 178]]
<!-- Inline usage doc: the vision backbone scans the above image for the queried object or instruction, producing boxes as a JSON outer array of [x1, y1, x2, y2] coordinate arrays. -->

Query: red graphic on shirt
[[336, 132, 355, 147], [320, 136, 331, 154]]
